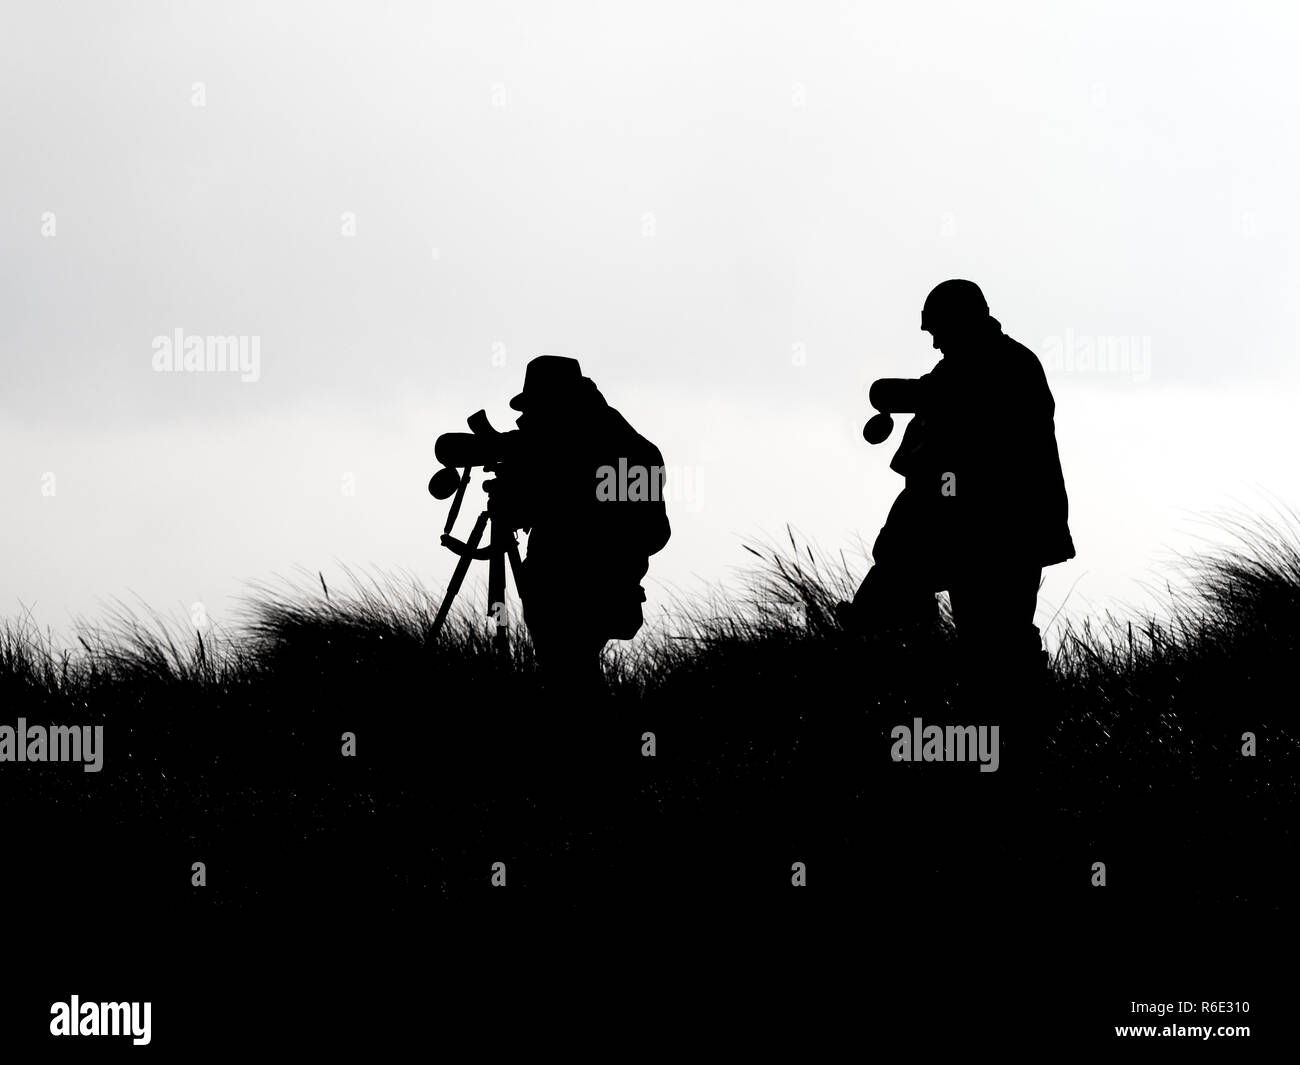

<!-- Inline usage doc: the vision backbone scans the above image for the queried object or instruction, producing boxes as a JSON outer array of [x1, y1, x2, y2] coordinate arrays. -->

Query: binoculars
[[863, 379, 915, 444], [861, 378, 926, 445], [863, 411, 895, 445]]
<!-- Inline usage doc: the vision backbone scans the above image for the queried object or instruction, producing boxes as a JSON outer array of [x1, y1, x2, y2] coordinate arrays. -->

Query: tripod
[[429, 466, 525, 658]]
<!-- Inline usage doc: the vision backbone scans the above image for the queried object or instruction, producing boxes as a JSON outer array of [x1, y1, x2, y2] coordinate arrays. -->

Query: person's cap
[[509, 355, 585, 411], [921, 279, 989, 332]]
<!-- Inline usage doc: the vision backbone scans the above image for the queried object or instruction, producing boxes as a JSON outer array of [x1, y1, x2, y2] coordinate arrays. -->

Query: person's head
[[920, 279, 996, 358], [510, 355, 599, 435]]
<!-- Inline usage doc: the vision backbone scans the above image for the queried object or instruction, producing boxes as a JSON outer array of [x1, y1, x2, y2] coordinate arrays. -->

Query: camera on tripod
[[426, 410, 528, 656]]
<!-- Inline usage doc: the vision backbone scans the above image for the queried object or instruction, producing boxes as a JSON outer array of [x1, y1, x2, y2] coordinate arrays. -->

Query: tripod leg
[[430, 509, 490, 641], [487, 525, 509, 659], [506, 540, 525, 603]]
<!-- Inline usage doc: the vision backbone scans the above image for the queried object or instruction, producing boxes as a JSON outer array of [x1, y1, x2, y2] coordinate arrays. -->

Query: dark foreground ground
[[1, 533, 1294, 1049]]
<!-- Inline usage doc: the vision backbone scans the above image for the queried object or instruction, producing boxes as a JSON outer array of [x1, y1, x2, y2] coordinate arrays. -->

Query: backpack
[[592, 410, 671, 638]]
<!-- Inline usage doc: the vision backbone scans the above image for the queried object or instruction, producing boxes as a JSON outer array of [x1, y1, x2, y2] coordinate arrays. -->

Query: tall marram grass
[[1, 513, 1296, 911]]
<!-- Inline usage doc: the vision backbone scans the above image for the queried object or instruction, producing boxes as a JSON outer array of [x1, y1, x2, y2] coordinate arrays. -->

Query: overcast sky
[[3, 0, 1298, 648]]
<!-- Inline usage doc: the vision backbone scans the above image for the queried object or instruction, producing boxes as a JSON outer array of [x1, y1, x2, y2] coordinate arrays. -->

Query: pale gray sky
[[2, 1, 1298, 646]]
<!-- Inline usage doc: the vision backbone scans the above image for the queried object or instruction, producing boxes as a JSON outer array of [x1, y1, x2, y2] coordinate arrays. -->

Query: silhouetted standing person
[[496, 356, 671, 696], [858, 280, 1075, 712]]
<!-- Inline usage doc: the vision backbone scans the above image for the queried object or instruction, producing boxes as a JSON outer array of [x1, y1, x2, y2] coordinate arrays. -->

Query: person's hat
[[509, 355, 585, 411], [921, 279, 989, 332]]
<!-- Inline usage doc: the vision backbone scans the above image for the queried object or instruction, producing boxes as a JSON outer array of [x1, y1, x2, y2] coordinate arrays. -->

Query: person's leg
[[520, 565, 603, 688], [999, 566, 1050, 893], [527, 621, 607, 698], [948, 565, 1046, 786], [949, 564, 1047, 887], [847, 562, 940, 632], [949, 565, 1043, 703], [994, 565, 1047, 716], [524, 618, 612, 815]]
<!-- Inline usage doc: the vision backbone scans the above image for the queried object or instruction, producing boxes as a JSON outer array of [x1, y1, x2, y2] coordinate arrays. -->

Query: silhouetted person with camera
[[498, 356, 671, 698], [850, 280, 1075, 719]]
